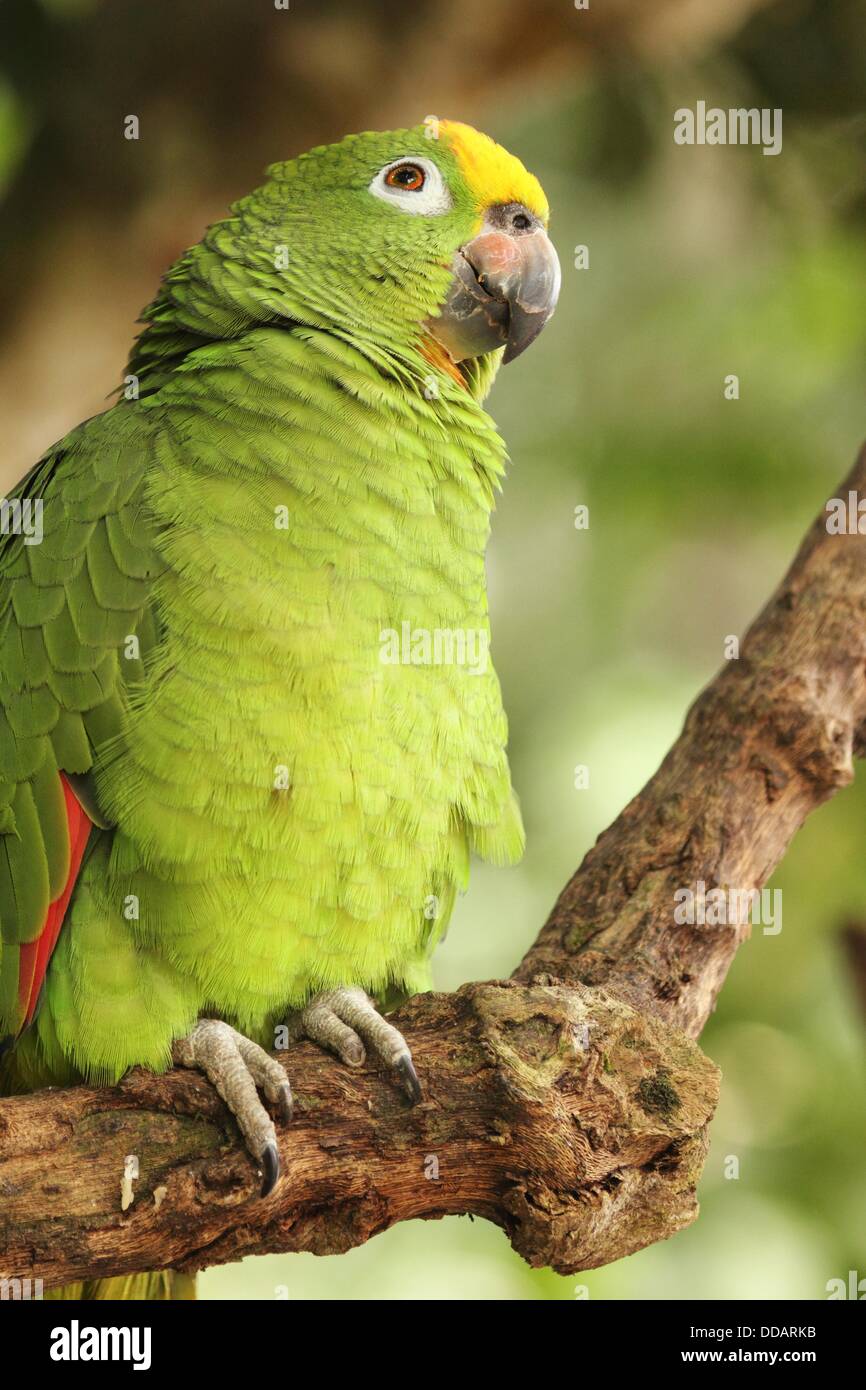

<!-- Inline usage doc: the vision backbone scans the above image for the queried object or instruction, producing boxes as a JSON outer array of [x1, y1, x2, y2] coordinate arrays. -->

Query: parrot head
[[146, 120, 559, 390]]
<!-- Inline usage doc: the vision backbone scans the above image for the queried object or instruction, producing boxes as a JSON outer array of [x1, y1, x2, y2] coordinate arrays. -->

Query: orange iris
[[385, 163, 425, 191]]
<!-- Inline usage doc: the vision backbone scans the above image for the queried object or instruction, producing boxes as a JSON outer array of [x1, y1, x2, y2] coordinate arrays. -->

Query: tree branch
[[2, 445, 865, 1289]]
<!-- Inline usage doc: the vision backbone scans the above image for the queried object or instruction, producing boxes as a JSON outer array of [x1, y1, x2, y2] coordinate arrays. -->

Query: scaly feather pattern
[[2, 121, 538, 1099]]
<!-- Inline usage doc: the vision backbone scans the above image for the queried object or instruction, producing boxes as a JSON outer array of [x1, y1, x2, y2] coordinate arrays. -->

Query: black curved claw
[[395, 1053, 423, 1105], [260, 1141, 281, 1198], [279, 1082, 294, 1126]]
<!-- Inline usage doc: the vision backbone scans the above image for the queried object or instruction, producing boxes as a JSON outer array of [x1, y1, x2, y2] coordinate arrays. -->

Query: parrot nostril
[[511, 212, 532, 232]]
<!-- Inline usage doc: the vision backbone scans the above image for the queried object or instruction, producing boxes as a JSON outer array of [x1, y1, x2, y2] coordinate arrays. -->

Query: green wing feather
[[0, 408, 164, 1040]]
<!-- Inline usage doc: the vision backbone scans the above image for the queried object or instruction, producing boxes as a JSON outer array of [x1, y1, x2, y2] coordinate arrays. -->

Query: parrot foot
[[286, 987, 422, 1104], [172, 1019, 292, 1197]]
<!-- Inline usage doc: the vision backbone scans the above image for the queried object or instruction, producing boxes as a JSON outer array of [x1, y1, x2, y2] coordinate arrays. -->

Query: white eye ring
[[369, 156, 452, 216]]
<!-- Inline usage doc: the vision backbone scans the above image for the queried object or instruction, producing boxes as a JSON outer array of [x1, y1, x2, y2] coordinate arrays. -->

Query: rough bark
[[1, 445, 865, 1290], [517, 443, 866, 1037]]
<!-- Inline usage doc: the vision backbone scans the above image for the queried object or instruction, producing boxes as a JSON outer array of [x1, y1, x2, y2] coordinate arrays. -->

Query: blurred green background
[[1, 0, 864, 1299]]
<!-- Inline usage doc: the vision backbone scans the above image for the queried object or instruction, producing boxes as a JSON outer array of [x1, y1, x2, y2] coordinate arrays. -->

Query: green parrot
[[0, 119, 559, 1298]]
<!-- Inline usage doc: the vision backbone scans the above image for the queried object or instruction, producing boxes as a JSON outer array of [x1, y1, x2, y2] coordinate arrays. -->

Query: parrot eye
[[385, 163, 426, 191], [370, 156, 452, 216]]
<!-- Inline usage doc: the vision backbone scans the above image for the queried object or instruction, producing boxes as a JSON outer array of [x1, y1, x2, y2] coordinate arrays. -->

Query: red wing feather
[[16, 774, 92, 1031]]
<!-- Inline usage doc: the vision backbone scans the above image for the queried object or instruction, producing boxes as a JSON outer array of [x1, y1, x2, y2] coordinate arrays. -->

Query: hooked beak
[[425, 203, 561, 365]]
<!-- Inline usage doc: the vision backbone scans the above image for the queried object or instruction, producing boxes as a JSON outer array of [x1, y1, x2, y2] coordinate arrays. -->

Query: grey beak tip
[[503, 300, 558, 363]]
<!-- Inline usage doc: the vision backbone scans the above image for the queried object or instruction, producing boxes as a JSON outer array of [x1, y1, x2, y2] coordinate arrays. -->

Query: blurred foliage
[[1, 0, 864, 1299]]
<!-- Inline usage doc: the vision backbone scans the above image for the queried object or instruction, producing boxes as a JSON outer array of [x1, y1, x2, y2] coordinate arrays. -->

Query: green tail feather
[[45, 1270, 196, 1300]]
